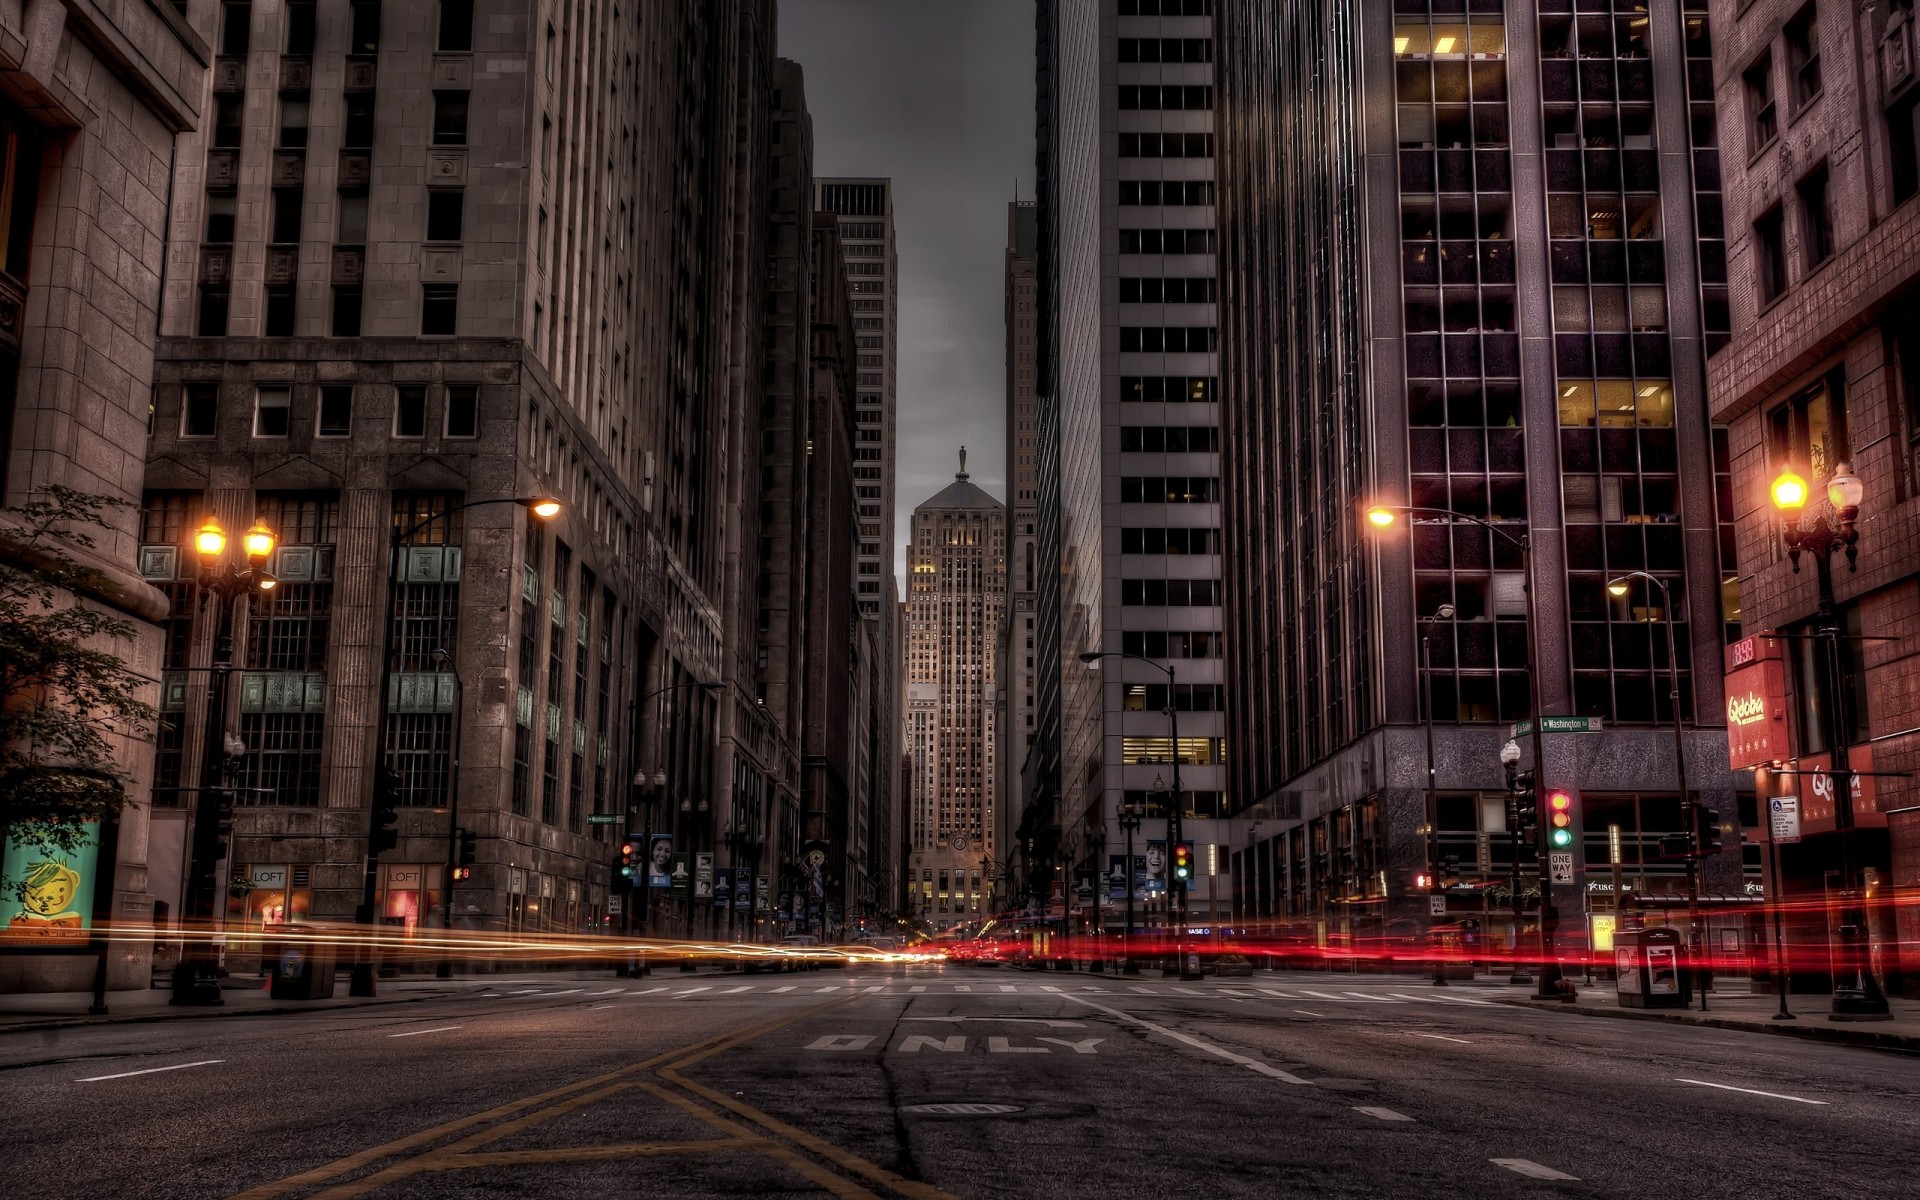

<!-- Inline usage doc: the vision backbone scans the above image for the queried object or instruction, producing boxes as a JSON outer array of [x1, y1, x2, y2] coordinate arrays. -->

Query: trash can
[[1614, 926, 1687, 1008], [266, 927, 338, 1000]]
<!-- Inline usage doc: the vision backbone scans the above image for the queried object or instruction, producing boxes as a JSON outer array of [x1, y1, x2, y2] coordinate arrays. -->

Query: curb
[[0, 990, 452, 1035], [1492, 996, 1920, 1054], [0, 969, 761, 1035]]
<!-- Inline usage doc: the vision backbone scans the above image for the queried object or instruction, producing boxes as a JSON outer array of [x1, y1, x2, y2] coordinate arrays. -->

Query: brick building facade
[[1711, 0, 1920, 994]]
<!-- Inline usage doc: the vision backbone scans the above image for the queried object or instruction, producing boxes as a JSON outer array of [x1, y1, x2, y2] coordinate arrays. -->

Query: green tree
[[0, 487, 156, 856]]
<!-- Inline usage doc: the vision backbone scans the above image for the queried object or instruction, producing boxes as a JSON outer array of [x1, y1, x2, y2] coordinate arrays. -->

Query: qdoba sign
[[1723, 635, 1787, 769]]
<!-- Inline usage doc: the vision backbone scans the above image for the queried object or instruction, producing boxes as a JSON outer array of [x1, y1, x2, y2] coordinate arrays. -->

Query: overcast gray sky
[[778, 0, 1036, 583]]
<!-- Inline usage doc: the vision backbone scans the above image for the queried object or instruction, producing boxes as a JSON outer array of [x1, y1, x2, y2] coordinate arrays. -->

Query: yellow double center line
[[229, 994, 958, 1200]]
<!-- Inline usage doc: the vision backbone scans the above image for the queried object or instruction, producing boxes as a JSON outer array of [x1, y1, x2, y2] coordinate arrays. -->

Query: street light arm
[[1078, 648, 1174, 682], [389, 496, 559, 547], [1373, 504, 1530, 553]]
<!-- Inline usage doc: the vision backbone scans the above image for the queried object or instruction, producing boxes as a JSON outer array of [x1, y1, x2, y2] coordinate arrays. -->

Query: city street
[[4, 964, 1912, 1199]]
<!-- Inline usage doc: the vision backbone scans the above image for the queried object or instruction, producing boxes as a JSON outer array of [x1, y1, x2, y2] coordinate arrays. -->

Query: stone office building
[[138, 0, 784, 955], [0, 0, 210, 992], [1216, 0, 1750, 953]]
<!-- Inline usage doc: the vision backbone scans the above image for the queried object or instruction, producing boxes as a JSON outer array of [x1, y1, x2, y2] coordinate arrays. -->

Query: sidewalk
[[0, 965, 735, 1035], [1491, 980, 1920, 1053]]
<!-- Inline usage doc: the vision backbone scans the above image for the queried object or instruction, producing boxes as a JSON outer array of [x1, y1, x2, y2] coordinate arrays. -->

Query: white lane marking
[[1062, 994, 1313, 1085], [901, 1017, 1086, 1027], [543, 988, 584, 996], [587, 988, 623, 996], [78, 1060, 224, 1082], [1492, 1159, 1579, 1181], [771, 985, 796, 993], [1217, 989, 1255, 997], [589, 1003, 617, 1010], [1411, 1032, 1474, 1044], [1257, 989, 1299, 998], [1391, 991, 1494, 1007], [1302, 990, 1370, 1002], [479, 993, 503, 998], [506, 988, 541, 995], [720, 985, 754, 994], [673, 987, 713, 998], [814, 986, 840, 993], [1128, 987, 1159, 994], [1294, 1010, 1325, 1017], [387, 1026, 462, 1038], [625, 986, 666, 995], [1675, 1078, 1829, 1105], [1355, 1107, 1414, 1122]]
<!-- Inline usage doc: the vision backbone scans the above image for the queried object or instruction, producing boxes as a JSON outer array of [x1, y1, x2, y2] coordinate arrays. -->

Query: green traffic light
[[1550, 829, 1574, 848]]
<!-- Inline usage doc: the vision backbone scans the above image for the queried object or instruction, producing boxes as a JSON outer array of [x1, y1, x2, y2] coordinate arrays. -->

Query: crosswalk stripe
[[815, 986, 840, 993], [1000, 985, 1016, 993], [720, 985, 753, 994], [1257, 989, 1299, 998], [587, 988, 623, 996], [674, 987, 712, 998], [771, 985, 796, 993]]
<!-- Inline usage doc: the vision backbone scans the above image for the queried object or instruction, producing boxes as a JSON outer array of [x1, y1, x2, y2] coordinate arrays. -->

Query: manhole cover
[[900, 1102, 1025, 1116]]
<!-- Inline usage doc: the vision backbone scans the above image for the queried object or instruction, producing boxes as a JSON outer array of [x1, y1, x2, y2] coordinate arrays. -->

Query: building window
[[337, 193, 368, 242], [343, 94, 375, 149], [445, 385, 479, 438], [421, 284, 458, 335], [270, 187, 302, 243], [317, 385, 352, 437], [220, 1, 251, 56], [254, 385, 291, 437], [394, 385, 427, 438], [213, 94, 243, 148], [1753, 204, 1787, 305], [1744, 54, 1777, 155], [249, 493, 338, 673], [331, 286, 362, 337], [1767, 368, 1850, 486], [197, 282, 229, 334], [349, 1, 381, 54], [285, 1, 316, 54], [182, 383, 218, 437], [205, 193, 236, 243], [278, 94, 309, 149], [264, 285, 296, 336], [438, 1, 473, 52], [432, 91, 469, 146], [239, 713, 325, 806], [1785, 5, 1821, 110], [1798, 165, 1833, 270], [426, 189, 464, 242]]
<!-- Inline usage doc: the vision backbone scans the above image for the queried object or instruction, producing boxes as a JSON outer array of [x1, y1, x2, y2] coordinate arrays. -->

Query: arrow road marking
[[1675, 1079, 1829, 1105], [388, 1026, 462, 1039], [1492, 1159, 1579, 1181], [78, 1060, 224, 1082]]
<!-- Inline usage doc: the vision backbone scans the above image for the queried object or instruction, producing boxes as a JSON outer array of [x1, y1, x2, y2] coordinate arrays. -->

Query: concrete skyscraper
[[906, 458, 1006, 927], [1026, 0, 1230, 927], [1000, 200, 1040, 883], [1213, 1, 1745, 953]]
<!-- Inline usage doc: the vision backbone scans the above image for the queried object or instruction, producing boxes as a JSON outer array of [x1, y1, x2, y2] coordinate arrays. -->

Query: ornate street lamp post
[[1420, 603, 1455, 987], [170, 515, 278, 1006], [1769, 463, 1890, 1019]]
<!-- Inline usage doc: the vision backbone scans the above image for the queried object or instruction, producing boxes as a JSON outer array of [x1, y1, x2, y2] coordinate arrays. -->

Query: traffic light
[[1442, 854, 1461, 886], [615, 841, 639, 892], [1694, 804, 1725, 855], [1513, 792, 1538, 832], [1171, 841, 1193, 883], [1546, 788, 1577, 850], [369, 767, 402, 857], [206, 790, 237, 862], [457, 828, 477, 867]]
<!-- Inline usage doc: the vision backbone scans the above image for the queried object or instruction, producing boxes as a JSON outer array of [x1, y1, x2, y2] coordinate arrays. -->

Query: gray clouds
[[779, 0, 1036, 581]]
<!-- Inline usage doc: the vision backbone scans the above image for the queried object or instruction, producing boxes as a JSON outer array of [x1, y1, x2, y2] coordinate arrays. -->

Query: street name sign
[[586, 814, 621, 826], [1509, 716, 1604, 738]]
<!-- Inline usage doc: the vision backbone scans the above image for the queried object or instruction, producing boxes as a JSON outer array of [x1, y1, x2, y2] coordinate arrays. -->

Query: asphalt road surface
[[3, 964, 1913, 1199]]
